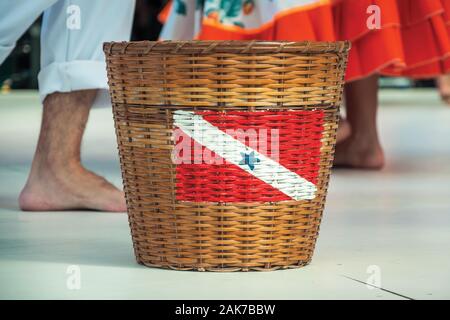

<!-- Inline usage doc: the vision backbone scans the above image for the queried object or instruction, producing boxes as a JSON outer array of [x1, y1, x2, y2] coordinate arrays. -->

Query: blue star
[[239, 151, 261, 171]]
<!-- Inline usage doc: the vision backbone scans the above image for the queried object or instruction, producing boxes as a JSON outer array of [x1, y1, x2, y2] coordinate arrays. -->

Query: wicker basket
[[104, 40, 350, 271]]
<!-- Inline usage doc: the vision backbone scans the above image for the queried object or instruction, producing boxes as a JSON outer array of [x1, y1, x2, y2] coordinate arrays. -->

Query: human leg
[[19, 90, 127, 211], [19, 0, 135, 211], [334, 74, 385, 169]]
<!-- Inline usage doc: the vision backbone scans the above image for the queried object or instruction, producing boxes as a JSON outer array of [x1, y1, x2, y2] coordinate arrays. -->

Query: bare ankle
[[348, 131, 381, 146], [33, 150, 81, 170]]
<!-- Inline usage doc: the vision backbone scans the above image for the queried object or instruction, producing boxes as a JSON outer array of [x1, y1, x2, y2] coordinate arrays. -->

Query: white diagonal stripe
[[173, 110, 317, 201]]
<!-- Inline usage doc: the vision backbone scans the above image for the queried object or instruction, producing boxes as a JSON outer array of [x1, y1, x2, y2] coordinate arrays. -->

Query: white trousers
[[0, 0, 135, 106]]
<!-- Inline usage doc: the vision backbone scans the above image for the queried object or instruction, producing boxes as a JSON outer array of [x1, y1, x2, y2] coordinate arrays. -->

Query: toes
[[111, 192, 127, 212], [19, 162, 127, 212], [100, 190, 127, 212]]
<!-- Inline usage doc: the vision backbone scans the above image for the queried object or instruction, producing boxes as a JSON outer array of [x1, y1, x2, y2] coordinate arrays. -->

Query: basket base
[[136, 258, 313, 272]]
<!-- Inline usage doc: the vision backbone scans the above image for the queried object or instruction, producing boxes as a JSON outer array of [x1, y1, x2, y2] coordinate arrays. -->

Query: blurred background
[[0, 0, 437, 92], [1, 0, 450, 300], [0, 0, 168, 92]]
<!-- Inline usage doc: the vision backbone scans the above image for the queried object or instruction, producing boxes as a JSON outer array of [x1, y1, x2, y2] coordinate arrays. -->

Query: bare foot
[[334, 135, 385, 170], [337, 117, 351, 143], [19, 161, 126, 212], [18, 90, 126, 212]]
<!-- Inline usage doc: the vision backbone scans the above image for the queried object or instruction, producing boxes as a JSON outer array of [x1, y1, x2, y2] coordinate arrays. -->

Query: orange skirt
[[159, 0, 450, 82]]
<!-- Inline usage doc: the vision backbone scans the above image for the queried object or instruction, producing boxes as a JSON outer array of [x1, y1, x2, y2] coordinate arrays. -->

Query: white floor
[[0, 89, 450, 300]]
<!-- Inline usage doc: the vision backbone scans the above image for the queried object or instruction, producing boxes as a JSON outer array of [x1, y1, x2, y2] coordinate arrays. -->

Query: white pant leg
[[0, 0, 57, 64], [38, 0, 135, 106]]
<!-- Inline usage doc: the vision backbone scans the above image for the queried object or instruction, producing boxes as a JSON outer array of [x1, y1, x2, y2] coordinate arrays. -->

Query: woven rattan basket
[[104, 40, 350, 271]]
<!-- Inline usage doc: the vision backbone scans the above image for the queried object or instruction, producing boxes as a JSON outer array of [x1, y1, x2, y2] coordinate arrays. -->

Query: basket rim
[[103, 40, 351, 55]]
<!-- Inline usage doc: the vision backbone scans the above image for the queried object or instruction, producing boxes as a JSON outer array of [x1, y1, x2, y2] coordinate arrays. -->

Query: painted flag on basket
[[172, 110, 324, 203]]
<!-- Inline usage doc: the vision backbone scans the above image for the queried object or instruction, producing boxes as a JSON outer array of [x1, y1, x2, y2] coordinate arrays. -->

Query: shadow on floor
[[0, 195, 20, 211], [1, 237, 142, 269]]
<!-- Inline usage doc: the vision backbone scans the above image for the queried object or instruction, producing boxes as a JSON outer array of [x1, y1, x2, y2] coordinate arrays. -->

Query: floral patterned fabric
[[160, 0, 323, 39]]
